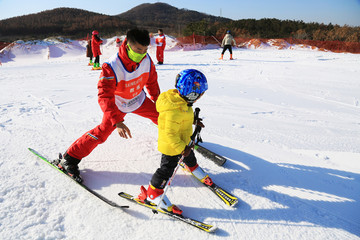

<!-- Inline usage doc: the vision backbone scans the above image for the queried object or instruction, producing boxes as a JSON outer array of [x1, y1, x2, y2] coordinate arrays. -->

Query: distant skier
[[155, 29, 166, 64], [86, 39, 93, 65], [57, 29, 160, 182], [137, 69, 213, 214], [115, 37, 121, 48], [219, 30, 236, 60], [149, 32, 156, 54], [91, 30, 103, 70]]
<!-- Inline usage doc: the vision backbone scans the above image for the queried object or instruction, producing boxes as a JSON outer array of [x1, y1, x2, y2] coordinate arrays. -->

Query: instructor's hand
[[116, 122, 132, 139]]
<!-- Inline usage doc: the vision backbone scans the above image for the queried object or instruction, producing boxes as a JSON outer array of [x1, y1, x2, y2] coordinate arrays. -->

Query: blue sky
[[0, 0, 359, 26]]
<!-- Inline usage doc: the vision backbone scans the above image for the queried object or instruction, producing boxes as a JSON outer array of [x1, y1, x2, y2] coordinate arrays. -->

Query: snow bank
[[3, 35, 352, 65], [0, 37, 86, 63]]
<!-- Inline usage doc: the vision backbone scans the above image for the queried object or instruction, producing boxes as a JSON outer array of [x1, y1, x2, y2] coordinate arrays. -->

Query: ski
[[195, 144, 227, 166], [118, 192, 217, 233], [206, 182, 238, 207], [181, 163, 238, 207], [28, 148, 129, 209]]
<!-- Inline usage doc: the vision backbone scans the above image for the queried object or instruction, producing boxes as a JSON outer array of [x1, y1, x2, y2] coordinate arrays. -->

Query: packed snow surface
[[0, 38, 359, 240]]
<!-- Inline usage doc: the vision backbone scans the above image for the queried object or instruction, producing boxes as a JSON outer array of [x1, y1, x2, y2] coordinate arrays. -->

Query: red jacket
[[156, 34, 166, 50], [91, 35, 103, 57], [98, 40, 160, 126]]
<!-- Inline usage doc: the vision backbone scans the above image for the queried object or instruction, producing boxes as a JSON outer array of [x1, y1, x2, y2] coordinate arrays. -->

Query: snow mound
[[0, 37, 86, 63], [241, 39, 324, 52]]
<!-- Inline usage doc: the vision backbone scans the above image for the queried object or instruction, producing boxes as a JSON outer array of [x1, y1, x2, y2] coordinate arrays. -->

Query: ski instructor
[[57, 29, 160, 182], [155, 28, 166, 64]]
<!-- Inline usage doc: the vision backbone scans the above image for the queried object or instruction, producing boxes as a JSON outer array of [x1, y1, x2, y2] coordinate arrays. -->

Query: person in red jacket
[[155, 29, 166, 64], [115, 37, 122, 48], [56, 29, 160, 182], [91, 30, 103, 69]]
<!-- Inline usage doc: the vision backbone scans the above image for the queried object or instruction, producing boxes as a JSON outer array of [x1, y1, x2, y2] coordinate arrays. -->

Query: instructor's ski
[[118, 192, 217, 233], [28, 148, 128, 209]]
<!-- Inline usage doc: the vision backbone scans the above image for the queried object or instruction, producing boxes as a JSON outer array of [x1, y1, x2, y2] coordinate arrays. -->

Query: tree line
[[183, 18, 360, 42], [0, 8, 135, 41], [0, 7, 359, 43]]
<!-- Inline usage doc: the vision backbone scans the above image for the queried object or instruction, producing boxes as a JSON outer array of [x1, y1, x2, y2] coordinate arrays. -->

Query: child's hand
[[182, 145, 193, 157], [195, 120, 205, 128]]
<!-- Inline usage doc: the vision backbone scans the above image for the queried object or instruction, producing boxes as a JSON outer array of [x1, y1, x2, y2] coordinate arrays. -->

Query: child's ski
[[195, 144, 227, 166], [28, 148, 129, 209], [180, 163, 238, 207], [118, 192, 217, 233], [206, 182, 238, 207]]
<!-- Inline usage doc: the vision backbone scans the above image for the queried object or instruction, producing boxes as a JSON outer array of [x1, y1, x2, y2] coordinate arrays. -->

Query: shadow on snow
[[80, 142, 359, 237]]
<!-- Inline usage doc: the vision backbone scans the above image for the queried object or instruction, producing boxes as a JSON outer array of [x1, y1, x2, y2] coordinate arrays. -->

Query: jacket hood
[[156, 89, 189, 113]]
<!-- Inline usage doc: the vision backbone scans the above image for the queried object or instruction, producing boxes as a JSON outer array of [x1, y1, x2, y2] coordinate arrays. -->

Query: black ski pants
[[221, 45, 233, 55], [150, 151, 197, 189]]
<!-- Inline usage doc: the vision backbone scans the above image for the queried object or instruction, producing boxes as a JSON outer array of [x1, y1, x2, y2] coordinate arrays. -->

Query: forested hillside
[[0, 2, 359, 43], [116, 3, 230, 36], [0, 8, 134, 41], [185, 18, 360, 42]]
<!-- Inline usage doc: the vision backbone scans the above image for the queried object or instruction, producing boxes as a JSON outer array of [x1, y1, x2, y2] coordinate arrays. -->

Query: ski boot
[[138, 185, 183, 215], [54, 153, 82, 183], [182, 163, 213, 186], [92, 62, 102, 70]]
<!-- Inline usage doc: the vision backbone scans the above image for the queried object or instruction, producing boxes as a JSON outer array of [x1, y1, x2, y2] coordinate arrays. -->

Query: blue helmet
[[175, 69, 208, 104]]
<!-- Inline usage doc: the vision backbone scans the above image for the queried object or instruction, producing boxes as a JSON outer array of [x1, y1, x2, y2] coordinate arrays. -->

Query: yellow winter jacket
[[156, 89, 194, 156]]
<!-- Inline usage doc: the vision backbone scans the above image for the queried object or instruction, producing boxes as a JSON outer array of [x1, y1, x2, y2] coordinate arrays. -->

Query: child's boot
[[138, 185, 183, 215], [230, 54, 234, 60], [185, 164, 213, 186], [219, 54, 223, 60]]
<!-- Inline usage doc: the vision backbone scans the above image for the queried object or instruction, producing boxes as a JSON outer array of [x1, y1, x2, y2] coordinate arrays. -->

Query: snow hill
[[0, 36, 359, 240], [0, 35, 338, 64]]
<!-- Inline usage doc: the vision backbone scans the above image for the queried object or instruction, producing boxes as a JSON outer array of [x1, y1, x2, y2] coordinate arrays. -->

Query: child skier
[[138, 69, 212, 214], [91, 30, 103, 70], [57, 29, 160, 182]]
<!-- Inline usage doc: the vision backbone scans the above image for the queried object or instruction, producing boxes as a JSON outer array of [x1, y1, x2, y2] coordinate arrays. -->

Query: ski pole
[[152, 108, 202, 214], [211, 35, 222, 47]]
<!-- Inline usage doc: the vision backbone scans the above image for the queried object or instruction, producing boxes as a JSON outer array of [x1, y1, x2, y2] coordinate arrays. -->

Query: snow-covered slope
[[0, 38, 359, 239]]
